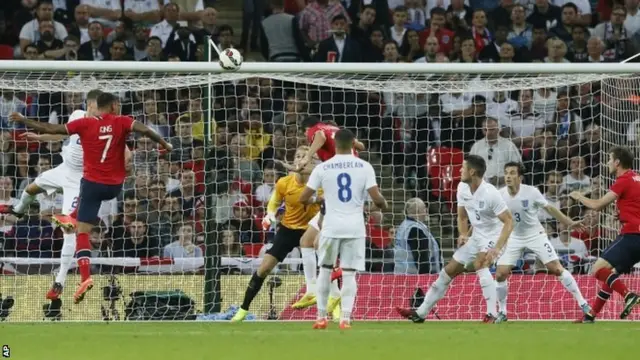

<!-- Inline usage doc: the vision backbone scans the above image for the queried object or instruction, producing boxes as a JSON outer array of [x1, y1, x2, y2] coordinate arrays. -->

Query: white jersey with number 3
[[499, 184, 548, 239], [306, 154, 377, 238], [457, 181, 508, 240], [62, 109, 86, 171]]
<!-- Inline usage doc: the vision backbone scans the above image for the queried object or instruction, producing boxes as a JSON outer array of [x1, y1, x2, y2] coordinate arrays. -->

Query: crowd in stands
[[0, 0, 636, 275]]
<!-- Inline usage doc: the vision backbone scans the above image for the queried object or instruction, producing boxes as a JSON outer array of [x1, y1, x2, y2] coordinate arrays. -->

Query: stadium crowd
[[0, 0, 635, 274]]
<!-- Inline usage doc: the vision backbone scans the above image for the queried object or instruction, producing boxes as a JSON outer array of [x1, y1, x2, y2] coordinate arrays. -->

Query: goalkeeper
[[232, 149, 322, 322]]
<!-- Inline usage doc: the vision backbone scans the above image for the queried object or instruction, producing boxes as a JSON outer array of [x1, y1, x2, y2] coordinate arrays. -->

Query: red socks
[[594, 267, 629, 298], [76, 232, 92, 281], [592, 284, 612, 315]]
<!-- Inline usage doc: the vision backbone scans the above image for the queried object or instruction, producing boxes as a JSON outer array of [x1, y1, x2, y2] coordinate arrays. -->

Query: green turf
[[1, 321, 637, 360]]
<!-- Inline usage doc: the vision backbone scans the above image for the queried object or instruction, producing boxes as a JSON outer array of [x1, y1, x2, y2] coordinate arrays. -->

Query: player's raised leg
[[570, 147, 640, 320], [0, 182, 44, 218]]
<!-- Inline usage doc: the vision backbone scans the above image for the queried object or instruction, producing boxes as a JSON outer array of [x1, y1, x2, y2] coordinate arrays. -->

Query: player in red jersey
[[10, 92, 172, 303], [570, 146, 640, 322], [299, 117, 365, 165]]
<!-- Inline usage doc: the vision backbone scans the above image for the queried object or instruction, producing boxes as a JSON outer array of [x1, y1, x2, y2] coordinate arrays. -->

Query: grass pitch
[[1, 321, 636, 360]]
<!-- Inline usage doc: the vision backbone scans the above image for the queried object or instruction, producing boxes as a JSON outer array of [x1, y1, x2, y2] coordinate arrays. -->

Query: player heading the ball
[[495, 162, 590, 323], [9, 92, 173, 304], [397, 155, 514, 323], [570, 146, 640, 321], [300, 129, 388, 330]]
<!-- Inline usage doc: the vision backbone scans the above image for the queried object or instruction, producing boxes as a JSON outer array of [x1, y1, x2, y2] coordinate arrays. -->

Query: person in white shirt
[[299, 129, 388, 330], [80, 0, 122, 29], [19, 0, 69, 52], [0, 176, 18, 233], [560, 156, 591, 193], [397, 155, 514, 323], [625, 0, 640, 35], [469, 118, 522, 185], [494, 162, 590, 322], [150, 3, 181, 47], [123, 0, 163, 25]]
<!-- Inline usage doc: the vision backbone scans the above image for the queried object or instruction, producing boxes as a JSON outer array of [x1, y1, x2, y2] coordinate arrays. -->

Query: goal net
[[0, 61, 638, 322]]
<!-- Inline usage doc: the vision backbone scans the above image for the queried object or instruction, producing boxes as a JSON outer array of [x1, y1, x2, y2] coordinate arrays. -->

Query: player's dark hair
[[302, 117, 321, 130], [334, 129, 355, 151], [96, 92, 119, 109], [464, 154, 486, 178], [610, 146, 634, 169], [86, 89, 102, 101], [504, 162, 524, 176]]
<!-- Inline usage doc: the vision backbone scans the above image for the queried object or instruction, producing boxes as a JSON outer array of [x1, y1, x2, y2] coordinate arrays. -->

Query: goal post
[[0, 61, 639, 321]]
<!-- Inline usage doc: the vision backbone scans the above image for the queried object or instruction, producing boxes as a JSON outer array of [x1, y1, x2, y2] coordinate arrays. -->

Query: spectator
[[419, 8, 454, 56], [560, 156, 591, 192], [184, 140, 206, 194], [139, 98, 170, 138], [533, 87, 558, 115], [527, 0, 562, 29], [164, 222, 203, 258], [229, 133, 263, 183], [108, 38, 129, 60], [551, 90, 583, 156], [81, 0, 122, 29], [176, 98, 205, 142], [89, 226, 106, 258], [68, 4, 91, 44], [171, 120, 194, 162], [220, 227, 244, 257], [0, 91, 27, 130], [0, 176, 18, 233], [550, 221, 589, 259], [314, 14, 362, 62], [387, 6, 408, 47], [394, 198, 442, 274], [165, 25, 198, 61], [140, 36, 166, 61], [0, 132, 14, 177], [78, 21, 109, 60], [381, 39, 401, 62], [415, 35, 440, 62], [503, 89, 545, 146], [399, 29, 422, 61], [54, 35, 80, 61], [244, 112, 271, 160], [216, 24, 235, 53], [554, 0, 592, 26], [487, 91, 519, 128], [176, 169, 204, 216], [368, 27, 386, 61], [12, 148, 30, 194], [549, 3, 577, 43], [128, 24, 150, 60], [11, 202, 54, 258], [261, 0, 307, 62], [529, 23, 549, 60], [523, 129, 559, 186], [572, 81, 601, 127], [507, 4, 533, 49], [254, 165, 277, 205], [447, 0, 473, 29], [350, 5, 377, 48], [490, 0, 515, 30], [545, 37, 570, 62], [470, 10, 492, 54], [538, 171, 563, 221], [122, 0, 162, 26], [228, 201, 261, 244], [594, 4, 635, 61], [35, 20, 64, 57], [299, 0, 350, 46], [625, 0, 640, 35], [194, 7, 219, 44], [479, 25, 510, 62], [213, 179, 248, 224], [585, 36, 606, 61], [469, 117, 522, 185], [156, 155, 181, 193], [260, 125, 287, 169], [149, 3, 181, 47], [574, 122, 601, 177], [240, 0, 265, 53], [567, 24, 589, 62], [111, 217, 159, 258], [23, 44, 41, 60], [19, 0, 68, 53]]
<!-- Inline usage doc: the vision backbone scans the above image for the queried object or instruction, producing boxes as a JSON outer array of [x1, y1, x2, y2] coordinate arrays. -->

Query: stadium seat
[[427, 147, 464, 210], [0, 45, 13, 60]]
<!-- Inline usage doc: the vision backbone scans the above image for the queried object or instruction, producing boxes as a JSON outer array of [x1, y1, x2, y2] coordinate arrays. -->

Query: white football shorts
[[452, 235, 497, 267], [497, 234, 559, 266], [317, 235, 365, 271], [34, 163, 81, 215], [308, 212, 321, 231]]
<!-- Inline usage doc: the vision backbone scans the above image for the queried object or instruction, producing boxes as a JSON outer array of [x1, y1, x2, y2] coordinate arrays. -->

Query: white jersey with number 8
[[306, 154, 377, 238]]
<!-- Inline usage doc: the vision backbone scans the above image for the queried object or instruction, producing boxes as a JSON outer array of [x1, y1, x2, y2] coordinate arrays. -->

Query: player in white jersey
[[300, 129, 388, 329], [397, 155, 514, 323], [494, 162, 591, 322]]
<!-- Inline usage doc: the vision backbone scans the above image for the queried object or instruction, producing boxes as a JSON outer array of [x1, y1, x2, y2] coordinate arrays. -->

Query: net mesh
[[0, 66, 639, 322]]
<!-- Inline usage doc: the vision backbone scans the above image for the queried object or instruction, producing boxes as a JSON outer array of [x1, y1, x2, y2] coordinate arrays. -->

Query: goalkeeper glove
[[261, 212, 277, 231]]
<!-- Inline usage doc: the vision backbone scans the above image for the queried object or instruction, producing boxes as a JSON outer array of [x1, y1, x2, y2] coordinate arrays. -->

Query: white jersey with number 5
[[457, 181, 508, 240], [62, 109, 86, 172], [499, 184, 548, 239], [306, 154, 377, 238]]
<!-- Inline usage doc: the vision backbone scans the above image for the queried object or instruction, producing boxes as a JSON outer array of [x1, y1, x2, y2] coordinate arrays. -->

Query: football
[[219, 48, 243, 71]]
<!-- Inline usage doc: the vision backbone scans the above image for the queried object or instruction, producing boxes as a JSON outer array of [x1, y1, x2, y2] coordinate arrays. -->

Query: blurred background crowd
[[0, 0, 638, 275]]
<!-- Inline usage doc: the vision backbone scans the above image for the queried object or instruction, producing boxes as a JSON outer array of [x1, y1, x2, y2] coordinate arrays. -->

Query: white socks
[[55, 232, 77, 286], [477, 268, 497, 316], [316, 267, 332, 319], [416, 269, 452, 318], [13, 190, 36, 213], [300, 247, 317, 294], [558, 269, 587, 306], [496, 280, 508, 315], [340, 270, 357, 323], [330, 279, 340, 298]]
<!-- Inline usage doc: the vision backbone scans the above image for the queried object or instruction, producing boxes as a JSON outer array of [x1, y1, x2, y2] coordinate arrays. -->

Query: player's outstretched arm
[[544, 205, 583, 230], [302, 130, 327, 164], [131, 121, 173, 152], [569, 190, 618, 211], [19, 132, 69, 142], [9, 112, 68, 135]]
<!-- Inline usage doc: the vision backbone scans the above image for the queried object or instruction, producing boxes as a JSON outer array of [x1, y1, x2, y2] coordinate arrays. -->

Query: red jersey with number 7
[[65, 113, 135, 185], [610, 170, 640, 234], [305, 123, 358, 162]]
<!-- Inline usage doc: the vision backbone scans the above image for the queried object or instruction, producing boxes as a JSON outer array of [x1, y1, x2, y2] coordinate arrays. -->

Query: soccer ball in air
[[219, 48, 243, 71]]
